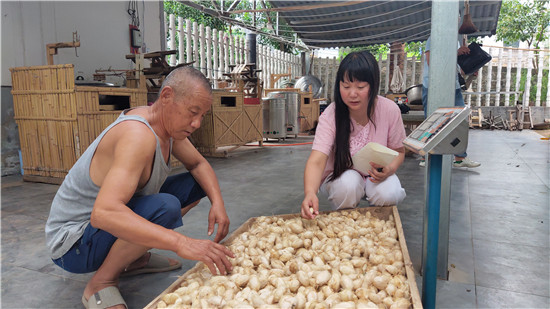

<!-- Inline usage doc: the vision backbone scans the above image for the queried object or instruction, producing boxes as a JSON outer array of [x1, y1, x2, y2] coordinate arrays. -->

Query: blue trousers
[[422, 86, 467, 158], [52, 172, 206, 273]]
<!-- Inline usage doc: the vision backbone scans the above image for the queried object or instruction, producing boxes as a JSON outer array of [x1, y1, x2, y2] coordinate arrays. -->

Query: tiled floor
[[1, 129, 548, 308]]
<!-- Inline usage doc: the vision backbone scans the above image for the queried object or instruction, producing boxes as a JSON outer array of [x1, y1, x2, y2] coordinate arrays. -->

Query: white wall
[[1, 0, 164, 86]]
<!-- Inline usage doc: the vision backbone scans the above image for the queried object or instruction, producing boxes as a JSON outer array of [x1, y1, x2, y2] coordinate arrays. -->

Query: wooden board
[[145, 206, 422, 309]]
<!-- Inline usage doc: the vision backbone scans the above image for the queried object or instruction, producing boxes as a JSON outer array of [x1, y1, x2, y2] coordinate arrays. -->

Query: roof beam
[[175, 0, 310, 50], [231, 0, 369, 14]]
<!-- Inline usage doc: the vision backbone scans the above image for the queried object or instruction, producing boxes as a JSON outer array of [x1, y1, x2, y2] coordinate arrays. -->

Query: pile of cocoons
[[156, 209, 413, 309]]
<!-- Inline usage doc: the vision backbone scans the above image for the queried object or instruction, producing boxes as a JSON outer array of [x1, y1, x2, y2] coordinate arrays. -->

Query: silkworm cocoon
[[367, 291, 382, 304], [295, 291, 307, 309], [338, 289, 355, 302], [289, 221, 304, 234], [373, 275, 390, 290], [319, 286, 333, 299], [304, 300, 318, 309], [280, 251, 293, 263], [302, 249, 313, 261], [297, 270, 310, 287], [339, 264, 354, 276], [291, 238, 305, 249], [332, 301, 356, 309], [306, 290, 318, 303], [390, 298, 411, 309], [156, 300, 167, 308], [369, 254, 385, 265], [161, 293, 179, 305], [352, 277, 363, 290], [313, 256, 325, 266], [383, 297, 394, 308], [315, 270, 331, 286], [340, 275, 353, 290], [328, 271, 341, 291], [289, 278, 301, 293], [271, 259, 285, 269], [208, 295, 224, 307], [248, 275, 261, 291], [232, 274, 250, 288], [356, 300, 378, 308], [280, 295, 298, 309], [324, 228, 336, 238], [324, 293, 341, 307]]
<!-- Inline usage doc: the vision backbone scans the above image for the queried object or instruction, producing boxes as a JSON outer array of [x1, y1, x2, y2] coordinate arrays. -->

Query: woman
[[301, 51, 406, 219]]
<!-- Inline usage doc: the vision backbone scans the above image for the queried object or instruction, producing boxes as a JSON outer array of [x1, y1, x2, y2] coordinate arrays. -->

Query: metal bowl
[[294, 75, 324, 99], [405, 84, 423, 105]]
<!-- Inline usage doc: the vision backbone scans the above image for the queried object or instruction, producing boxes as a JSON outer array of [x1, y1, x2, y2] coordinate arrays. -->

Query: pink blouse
[[312, 96, 406, 181]]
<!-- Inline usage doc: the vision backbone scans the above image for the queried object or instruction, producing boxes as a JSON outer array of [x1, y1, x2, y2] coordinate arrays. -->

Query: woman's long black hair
[[328, 51, 380, 182]]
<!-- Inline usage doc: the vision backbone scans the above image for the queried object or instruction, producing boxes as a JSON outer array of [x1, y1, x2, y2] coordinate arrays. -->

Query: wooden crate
[[190, 90, 262, 157], [145, 206, 422, 309], [10, 64, 147, 184]]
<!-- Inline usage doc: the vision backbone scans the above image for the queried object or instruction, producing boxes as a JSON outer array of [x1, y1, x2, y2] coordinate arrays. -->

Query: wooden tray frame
[[144, 206, 422, 309]]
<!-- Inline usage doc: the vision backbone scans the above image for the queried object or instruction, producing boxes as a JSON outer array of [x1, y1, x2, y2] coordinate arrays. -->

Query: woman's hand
[[301, 193, 319, 219], [367, 162, 394, 183]]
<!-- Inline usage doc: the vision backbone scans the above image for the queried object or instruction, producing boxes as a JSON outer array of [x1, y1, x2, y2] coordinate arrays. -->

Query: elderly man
[[45, 67, 234, 309]]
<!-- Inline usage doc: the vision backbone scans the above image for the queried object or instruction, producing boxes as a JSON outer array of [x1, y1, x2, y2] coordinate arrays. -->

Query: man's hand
[[458, 46, 470, 56], [176, 236, 234, 275], [208, 204, 230, 243]]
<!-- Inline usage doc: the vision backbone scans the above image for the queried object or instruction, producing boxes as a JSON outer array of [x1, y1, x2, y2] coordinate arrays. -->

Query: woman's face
[[339, 76, 370, 112]]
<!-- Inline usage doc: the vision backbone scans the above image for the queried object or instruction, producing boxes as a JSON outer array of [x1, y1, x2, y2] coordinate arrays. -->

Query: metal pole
[[438, 154, 452, 279], [422, 154, 443, 309]]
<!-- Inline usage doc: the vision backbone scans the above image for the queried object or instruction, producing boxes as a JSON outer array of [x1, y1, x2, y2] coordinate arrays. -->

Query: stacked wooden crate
[[10, 64, 147, 184], [190, 90, 262, 157]]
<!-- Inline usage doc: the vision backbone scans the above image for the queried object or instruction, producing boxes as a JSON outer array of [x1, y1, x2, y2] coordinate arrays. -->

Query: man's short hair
[[159, 66, 212, 99]]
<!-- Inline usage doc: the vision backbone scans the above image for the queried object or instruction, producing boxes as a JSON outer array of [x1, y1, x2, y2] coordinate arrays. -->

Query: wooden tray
[[145, 206, 422, 308]]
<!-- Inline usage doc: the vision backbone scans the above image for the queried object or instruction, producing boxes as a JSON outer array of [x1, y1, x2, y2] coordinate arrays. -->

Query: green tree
[[496, 0, 549, 50], [163, 0, 300, 54]]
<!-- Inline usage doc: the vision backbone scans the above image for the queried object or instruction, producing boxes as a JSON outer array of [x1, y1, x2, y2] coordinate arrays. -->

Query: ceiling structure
[[267, 0, 503, 49], [179, 0, 502, 50]]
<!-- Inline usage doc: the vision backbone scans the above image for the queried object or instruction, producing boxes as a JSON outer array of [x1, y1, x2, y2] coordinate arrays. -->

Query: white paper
[[352, 142, 398, 174]]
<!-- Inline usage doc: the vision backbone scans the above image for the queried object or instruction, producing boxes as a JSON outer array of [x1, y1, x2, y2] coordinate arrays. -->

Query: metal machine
[[403, 106, 470, 308], [284, 92, 301, 137], [262, 92, 287, 140]]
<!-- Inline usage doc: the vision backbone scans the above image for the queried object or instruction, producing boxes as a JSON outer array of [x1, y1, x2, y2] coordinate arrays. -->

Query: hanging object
[[390, 66, 405, 93], [459, 0, 478, 34]]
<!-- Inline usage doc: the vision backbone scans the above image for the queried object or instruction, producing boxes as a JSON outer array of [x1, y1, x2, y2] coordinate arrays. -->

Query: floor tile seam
[[502, 140, 550, 188], [474, 281, 550, 299], [466, 171, 481, 309], [471, 235, 550, 250], [3, 263, 90, 283]]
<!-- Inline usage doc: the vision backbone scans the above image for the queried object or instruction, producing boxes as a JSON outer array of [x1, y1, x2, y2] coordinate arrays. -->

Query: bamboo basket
[[10, 64, 147, 184], [191, 90, 262, 157], [145, 206, 422, 309]]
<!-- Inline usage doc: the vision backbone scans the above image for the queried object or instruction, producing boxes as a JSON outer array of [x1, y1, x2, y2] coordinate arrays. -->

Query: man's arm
[[172, 138, 229, 243], [90, 123, 233, 274]]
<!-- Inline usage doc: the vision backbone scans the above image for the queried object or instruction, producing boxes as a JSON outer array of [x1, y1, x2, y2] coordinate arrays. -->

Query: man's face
[[167, 85, 212, 139]]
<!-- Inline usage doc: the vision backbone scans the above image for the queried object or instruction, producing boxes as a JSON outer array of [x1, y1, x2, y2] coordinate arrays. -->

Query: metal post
[[422, 154, 443, 309], [438, 154, 452, 279]]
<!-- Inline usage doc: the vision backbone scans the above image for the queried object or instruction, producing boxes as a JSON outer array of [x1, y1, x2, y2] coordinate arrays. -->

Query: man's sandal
[[120, 252, 182, 277], [81, 286, 127, 309]]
